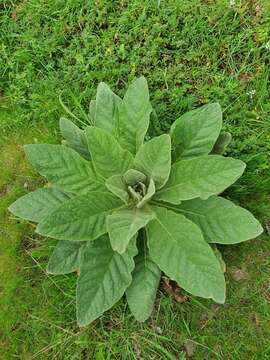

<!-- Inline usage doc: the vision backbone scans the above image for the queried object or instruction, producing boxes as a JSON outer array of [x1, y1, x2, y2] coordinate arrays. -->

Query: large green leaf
[[118, 76, 152, 154], [107, 207, 155, 254], [8, 187, 69, 222], [47, 241, 85, 274], [76, 235, 137, 326], [146, 207, 225, 303], [211, 132, 232, 155], [170, 103, 222, 161], [95, 82, 122, 134], [171, 196, 263, 244], [59, 117, 90, 160], [89, 100, 96, 123], [24, 144, 105, 194], [155, 155, 246, 204], [37, 192, 122, 241], [134, 134, 171, 189], [86, 127, 133, 179], [126, 232, 160, 322], [105, 175, 129, 203]]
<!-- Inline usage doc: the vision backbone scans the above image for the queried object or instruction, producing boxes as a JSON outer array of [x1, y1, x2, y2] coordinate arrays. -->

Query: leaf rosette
[[9, 77, 263, 326]]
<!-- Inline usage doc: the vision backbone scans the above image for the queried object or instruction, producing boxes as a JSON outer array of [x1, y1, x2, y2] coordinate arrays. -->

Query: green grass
[[1, 0, 270, 358]]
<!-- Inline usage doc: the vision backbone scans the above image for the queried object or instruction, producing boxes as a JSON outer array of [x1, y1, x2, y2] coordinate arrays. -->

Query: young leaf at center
[[107, 207, 155, 254]]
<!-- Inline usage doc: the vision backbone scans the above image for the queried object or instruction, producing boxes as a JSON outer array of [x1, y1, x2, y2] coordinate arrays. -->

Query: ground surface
[[0, 0, 270, 359]]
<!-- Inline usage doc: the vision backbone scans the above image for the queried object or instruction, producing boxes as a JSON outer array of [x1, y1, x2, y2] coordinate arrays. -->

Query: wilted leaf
[[231, 268, 249, 281], [183, 340, 197, 358], [163, 278, 189, 303]]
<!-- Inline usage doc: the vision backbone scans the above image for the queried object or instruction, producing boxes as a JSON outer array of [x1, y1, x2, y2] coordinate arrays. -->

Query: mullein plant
[[9, 77, 263, 326]]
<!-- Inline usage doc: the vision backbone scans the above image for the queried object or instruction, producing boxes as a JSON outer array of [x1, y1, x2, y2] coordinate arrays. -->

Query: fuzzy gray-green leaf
[[147, 206, 226, 303], [105, 175, 129, 203], [107, 207, 155, 254], [134, 134, 171, 189], [155, 155, 246, 204], [76, 236, 137, 326], [123, 169, 147, 186], [24, 144, 105, 194], [95, 82, 122, 135], [8, 187, 69, 223], [59, 117, 90, 160], [126, 232, 160, 322], [37, 192, 122, 241], [118, 76, 152, 154], [89, 100, 96, 123], [86, 127, 133, 179], [170, 103, 222, 161], [172, 196, 263, 244], [211, 132, 232, 155], [47, 241, 85, 275]]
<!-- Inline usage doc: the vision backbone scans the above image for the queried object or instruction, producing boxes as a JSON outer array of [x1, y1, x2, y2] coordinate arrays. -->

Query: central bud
[[128, 181, 147, 201], [123, 169, 155, 207], [132, 182, 146, 196]]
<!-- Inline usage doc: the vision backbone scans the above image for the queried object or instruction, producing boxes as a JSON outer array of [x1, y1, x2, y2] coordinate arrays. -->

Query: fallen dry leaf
[[262, 280, 270, 302], [239, 72, 253, 85], [133, 339, 142, 358], [265, 220, 270, 235], [183, 339, 197, 358], [163, 278, 189, 303], [255, 4, 263, 17], [231, 269, 249, 281], [0, 185, 8, 197], [251, 312, 261, 328], [199, 303, 221, 329]]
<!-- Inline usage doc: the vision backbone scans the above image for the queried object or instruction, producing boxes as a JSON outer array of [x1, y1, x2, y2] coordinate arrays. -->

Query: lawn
[[1, 0, 270, 359]]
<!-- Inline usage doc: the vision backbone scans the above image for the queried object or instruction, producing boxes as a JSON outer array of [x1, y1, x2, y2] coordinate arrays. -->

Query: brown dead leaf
[[255, 4, 263, 17], [183, 339, 197, 358], [163, 278, 189, 303], [133, 340, 142, 358], [239, 72, 252, 85], [251, 312, 261, 328], [231, 269, 249, 281], [199, 303, 221, 329], [150, 320, 163, 334], [0, 185, 8, 197], [262, 280, 270, 302], [265, 220, 270, 235]]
